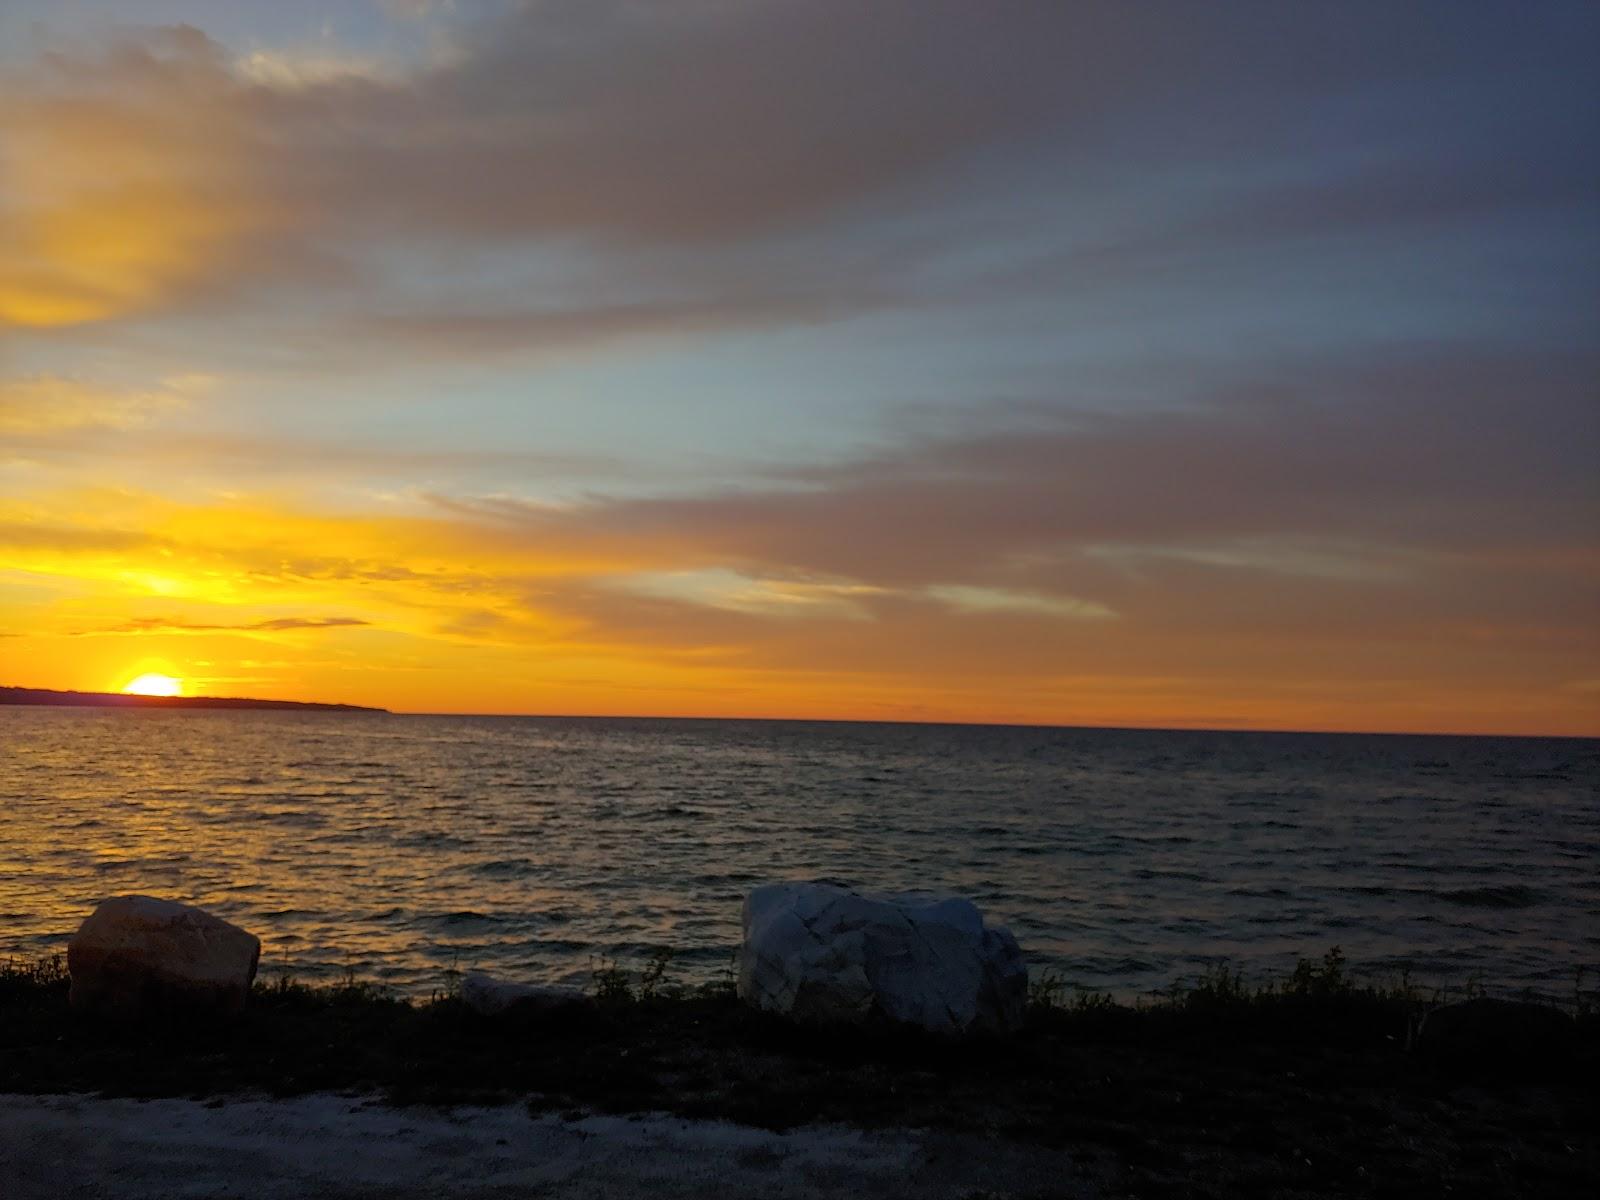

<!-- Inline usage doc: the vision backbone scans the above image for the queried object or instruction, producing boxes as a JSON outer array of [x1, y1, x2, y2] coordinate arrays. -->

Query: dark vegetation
[[2, 951, 1596, 1199], [0, 685, 385, 712]]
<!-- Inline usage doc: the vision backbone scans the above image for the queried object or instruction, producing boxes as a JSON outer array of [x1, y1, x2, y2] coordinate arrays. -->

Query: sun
[[122, 673, 184, 697]]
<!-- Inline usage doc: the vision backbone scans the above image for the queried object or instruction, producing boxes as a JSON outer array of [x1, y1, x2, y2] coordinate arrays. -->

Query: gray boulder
[[737, 881, 1027, 1034], [459, 971, 587, 1016], [67, 895, 260, 1017]]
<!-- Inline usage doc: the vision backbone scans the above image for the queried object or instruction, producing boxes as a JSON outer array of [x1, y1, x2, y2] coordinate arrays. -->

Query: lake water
[[1, 709, 1595, 1000]]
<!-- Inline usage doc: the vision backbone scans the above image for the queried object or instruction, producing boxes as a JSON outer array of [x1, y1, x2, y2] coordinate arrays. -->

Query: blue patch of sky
[[0, 0, 456, 69]]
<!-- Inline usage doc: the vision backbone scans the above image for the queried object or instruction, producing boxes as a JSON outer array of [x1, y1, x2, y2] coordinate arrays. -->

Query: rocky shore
[[1, 891, 1595, 1197], [3, 951, 1596, 1197]]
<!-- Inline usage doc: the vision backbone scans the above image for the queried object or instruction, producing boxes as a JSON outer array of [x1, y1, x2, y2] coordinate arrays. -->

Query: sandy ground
[[0, 1092, 1095, 1199]]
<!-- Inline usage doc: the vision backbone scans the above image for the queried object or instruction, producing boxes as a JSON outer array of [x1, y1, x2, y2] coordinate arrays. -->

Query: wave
[[396, 832, 473, 850], [435, 910, 506, 927], [4, 712, 1594, 1000], [1435, 885, 1543, 909], [1132, 868, 1214, 882], [468, 859, 536, 878], [1336, 883, 1543, 909], [93, 857, 190, 872]]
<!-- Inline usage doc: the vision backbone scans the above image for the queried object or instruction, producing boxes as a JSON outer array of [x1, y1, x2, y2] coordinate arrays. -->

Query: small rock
[[67, 895, 260, 1017], [459, 971, 587, 1016], [737, 881, 1027, 1034]]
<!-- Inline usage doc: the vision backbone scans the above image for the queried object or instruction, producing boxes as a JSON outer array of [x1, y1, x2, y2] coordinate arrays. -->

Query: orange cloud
[[0, 6, 1079, 332], [1, 479, 1595, 735], [0, 28, 275, 327], [0, 375, 197, 438]]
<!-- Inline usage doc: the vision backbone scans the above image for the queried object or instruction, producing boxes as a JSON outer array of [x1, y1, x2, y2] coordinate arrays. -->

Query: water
[[2, 709, 1595, 1000]]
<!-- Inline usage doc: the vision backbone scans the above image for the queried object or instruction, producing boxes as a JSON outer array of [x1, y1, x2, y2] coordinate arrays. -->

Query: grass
[[2, 949, 1596, 1199], [1032, 946, 1600, 1042]]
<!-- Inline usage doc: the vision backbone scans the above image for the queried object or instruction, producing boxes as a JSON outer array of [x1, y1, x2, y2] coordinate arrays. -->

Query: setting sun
[[122, 673, 183, 697]]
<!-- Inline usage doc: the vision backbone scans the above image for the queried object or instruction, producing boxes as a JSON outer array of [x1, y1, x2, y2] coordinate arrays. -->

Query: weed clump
[[590, 947, 680, 1004], [0, 953, 68, 1007]]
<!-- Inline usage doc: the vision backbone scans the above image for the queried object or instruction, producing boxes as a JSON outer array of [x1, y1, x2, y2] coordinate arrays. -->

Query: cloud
[[0, 27, 279, 326], [2, 367, 1594, 729], [351, 290, 881, 356], [925, 586, 1116, 620], [87, 616, 371, 635], [422, 343, 1598, 653], [2, 7, 1039, 327], [9, 341, 1590, 674], [233, 49, 397, 90], [10, 2, 1587, 336], [1082, 541, 1411, 583], [0, 2, 1593, 732], [5, 423, 635, 484], [376, 0, 457, 22], [617, 568, 886, 621], [528, 345, 1600, 595], [0, 375, 195, 436], [282, 1, 1067, 242], [0, 519, 162, 554]]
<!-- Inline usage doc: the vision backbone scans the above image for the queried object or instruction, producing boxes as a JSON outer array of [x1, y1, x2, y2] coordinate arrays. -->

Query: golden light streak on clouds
[[925, 585, 1117, 621], [0, 488, 603, 652], [619, 569, 888, 621], [0, 484, 1593, 735], [0, 375, 207, 436], [233, 49, 394, 89], [0, 29, 271, 328]]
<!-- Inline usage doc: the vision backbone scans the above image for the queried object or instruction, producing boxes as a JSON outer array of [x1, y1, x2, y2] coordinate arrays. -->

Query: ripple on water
[[1434, 885, 1544, 909], [0, 711, 1594, 1000]]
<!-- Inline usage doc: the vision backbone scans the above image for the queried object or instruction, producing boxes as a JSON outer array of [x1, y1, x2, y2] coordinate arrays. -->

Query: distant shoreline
[[0, 686, 387, 714], [4, 688, 1592, 737], [395, 711, 1599, 741]]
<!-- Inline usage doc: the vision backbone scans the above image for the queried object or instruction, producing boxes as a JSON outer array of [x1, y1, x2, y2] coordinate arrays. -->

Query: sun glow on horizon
[[122, 673, 183, 697]]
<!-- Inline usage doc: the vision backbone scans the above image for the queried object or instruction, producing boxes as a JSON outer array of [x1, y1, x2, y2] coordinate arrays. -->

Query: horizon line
[[6, 683, 1592, 740], [380, 708, 1600, 741]]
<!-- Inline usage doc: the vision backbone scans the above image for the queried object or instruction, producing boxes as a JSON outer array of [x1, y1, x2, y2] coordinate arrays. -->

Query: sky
[[1, 1, 1597, 734]]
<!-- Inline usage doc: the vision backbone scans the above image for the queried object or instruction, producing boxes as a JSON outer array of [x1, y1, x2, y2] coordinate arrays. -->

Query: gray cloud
[[353, 289, 882, 355], [2, 425, 630, 481], [540, 350, 1594, 569], [275, 1, 1596, 245], [430, 344, 1599, 648], [9, 2, 1593, 335]]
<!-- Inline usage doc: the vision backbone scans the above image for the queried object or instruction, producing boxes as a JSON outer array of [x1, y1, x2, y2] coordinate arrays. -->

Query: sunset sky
[[2, 1, 1597, 734]]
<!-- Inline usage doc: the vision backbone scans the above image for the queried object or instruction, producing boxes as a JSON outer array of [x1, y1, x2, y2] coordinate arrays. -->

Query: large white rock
[[737, 882, 1027, 1034], [459, 971, 587, 1016], [67, 895, 261, 1017]]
